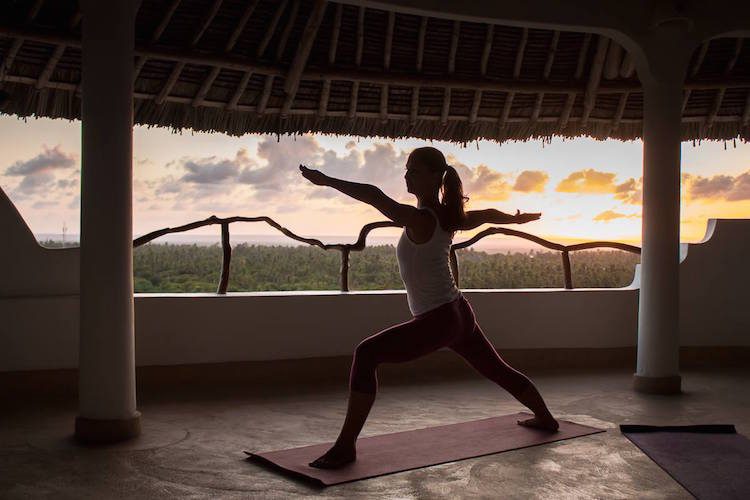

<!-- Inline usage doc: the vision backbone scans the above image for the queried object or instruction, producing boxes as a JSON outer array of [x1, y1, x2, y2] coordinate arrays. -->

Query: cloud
[[181, 156, 243, 184], [5, 145, 75, 176], [4, 145, 77, 196], [513, 170, 549, 193], [593, 210, 640, 222], [682, 172, 750, 201], [447, 155, 512, 201], [556, 169, 617, 194], [613, 178, 642, 205]]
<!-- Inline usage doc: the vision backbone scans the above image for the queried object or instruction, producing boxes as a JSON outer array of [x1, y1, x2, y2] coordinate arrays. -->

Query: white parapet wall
[[1, 188, 748, 371]]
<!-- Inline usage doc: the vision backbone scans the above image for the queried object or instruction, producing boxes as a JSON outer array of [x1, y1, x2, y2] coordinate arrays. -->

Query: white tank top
[[396, 205, 462, 316]]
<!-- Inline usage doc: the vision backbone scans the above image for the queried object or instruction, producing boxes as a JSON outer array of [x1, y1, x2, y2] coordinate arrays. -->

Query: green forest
[[122, 243, 639, 292], [41, 241, 640, 292]]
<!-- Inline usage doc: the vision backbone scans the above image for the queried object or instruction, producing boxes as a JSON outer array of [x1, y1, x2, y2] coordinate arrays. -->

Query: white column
[[75, 0, 140, 442], [633, 29, 694, 394]]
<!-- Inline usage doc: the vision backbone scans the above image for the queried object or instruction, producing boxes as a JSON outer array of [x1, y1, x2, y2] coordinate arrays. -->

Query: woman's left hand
[[299, 164, 330, 186], [514, 209, 541, 224]]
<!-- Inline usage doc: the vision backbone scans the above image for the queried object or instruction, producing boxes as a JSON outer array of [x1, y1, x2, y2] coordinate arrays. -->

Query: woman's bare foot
[[517, 414, 560, 432], [308, 443, 357, 469]]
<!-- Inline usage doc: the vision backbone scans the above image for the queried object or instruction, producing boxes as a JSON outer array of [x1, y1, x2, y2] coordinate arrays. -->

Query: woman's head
[[405, 146, 469, 229]]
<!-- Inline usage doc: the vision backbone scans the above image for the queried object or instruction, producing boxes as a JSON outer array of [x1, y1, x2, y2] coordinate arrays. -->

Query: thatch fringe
[[1, 82, 749, 145]]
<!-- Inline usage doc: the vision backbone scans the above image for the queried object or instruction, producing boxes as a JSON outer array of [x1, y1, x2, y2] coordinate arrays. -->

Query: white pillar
[[632, 27, 694, 394], [75, 0, 140, 443]]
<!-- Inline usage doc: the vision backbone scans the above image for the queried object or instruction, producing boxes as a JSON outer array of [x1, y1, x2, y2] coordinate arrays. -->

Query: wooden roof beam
[[222, 0, 260, 110], [619, 51, 635, 78], [257, 0, 288, 58], [258, 0, 298, 115], [707, 37, 743, 129], [610, 91, 629, 132], [742, 91, 750, 126], [581, 34, 609, 127], [441, 20, 460, 126], [410, 16, 427, 125], [380, 10, 395, 122], [155, 61, 185, 105], [469, 24, 494, 124], [682, 40, 710, 114], [34, 4, 83, 90], [348, 6, 365, 118], [559, 32, 591, 130], [499, 27, 528, 130], [9, 72, 750, 130], [134, 0, 182, 83], [282, 0, 327, 117], [0, 0, 44, 80], [531, 30, 559, 122], [35, 44, 65, 89], [319, 2, 342, 118], [226, 70, 252, 110], [191, 0, 223, 47], [225, 0, 259, 52]]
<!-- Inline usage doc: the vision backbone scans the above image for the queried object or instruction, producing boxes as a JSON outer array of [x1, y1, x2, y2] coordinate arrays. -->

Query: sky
[[1, 114, 749, 246]]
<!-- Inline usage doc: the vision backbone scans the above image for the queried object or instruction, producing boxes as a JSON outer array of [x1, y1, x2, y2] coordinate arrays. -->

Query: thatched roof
[[1, 0, 749, 144]]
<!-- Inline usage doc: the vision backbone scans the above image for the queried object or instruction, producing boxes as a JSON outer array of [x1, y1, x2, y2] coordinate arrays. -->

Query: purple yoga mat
[[620, 424, 750, 500], [244, 411, 606, 487]]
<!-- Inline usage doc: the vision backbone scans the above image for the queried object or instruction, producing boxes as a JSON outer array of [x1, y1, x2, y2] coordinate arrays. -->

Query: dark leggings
[[349, 293, 532, 396]]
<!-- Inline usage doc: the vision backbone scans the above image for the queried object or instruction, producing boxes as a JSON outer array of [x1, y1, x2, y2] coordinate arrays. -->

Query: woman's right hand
[[299, 164, 330, 186], [514, 209, 541, 224]]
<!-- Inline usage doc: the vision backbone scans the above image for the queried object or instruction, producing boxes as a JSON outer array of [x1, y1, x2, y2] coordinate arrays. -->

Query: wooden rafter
[[499, 27, 528, 129], [133, 0, 182, 82], [610, 91, 629, 132], [155, 61, 185, 105], [707, 37, 743, 129], [282, 0, 327, 117], [441, 20, 460, 125], [742, 91, 750, 126], [223, 0, 260, 110], [410, 16, 428, 125], [348, 6, 365, 118], [531, 30, 559, 122], [682, 40, 710, 114], [225, 0, 259, 52], [226, 70, 252, 110], [380, 10, 395, 122], [619, 51, 635, 78], [0, 0, 44, 80], [470, 24, 494, 124], [319, 2, 343, 118], [192, 66, 220, 107], [35, 44, 65, 89], [559, 32, 591, 129], [257, 0, 295, 115], [603, 42, 622, 80], [8, 71, 750, 127], [257, 0, 288, 58], [580, 34, 609, 127], [191, 0, 223, 46], [34, 3, 82, 91]]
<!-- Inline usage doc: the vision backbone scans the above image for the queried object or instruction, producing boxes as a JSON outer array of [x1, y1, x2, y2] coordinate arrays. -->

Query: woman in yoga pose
[[299, 146, 559, 469]]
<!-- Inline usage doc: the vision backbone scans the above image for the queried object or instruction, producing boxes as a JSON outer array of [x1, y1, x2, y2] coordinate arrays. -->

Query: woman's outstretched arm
[[462, 208, 541, 230]]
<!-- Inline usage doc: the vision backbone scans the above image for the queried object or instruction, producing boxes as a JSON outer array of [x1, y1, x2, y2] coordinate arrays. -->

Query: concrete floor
[[1, 366, 749, 499]]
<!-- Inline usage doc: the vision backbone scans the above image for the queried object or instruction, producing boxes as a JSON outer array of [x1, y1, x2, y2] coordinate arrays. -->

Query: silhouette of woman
[[299, 146, 559, 469]]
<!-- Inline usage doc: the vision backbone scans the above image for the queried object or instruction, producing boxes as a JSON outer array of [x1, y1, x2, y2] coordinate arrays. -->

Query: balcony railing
[[133, 215, 642, 294]]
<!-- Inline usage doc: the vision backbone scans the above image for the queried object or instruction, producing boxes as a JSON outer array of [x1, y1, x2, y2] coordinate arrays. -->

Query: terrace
[[1, 0, 749, 496]]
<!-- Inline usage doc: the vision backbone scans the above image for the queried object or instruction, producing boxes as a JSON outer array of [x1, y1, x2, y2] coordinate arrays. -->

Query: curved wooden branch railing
[[133, 215, 641, 293]]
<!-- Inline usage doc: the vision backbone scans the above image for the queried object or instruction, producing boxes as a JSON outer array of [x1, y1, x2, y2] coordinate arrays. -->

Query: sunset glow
[[1, 115, 748, 246]]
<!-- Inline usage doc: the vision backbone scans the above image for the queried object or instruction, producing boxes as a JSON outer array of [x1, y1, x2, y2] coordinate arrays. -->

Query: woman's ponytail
[[440, 164, 469, 231]]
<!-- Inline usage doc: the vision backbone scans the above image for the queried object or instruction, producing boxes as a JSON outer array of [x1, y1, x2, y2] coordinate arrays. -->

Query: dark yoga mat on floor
[[620, 423, 750, 500], [244, 411, 606, 487]]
